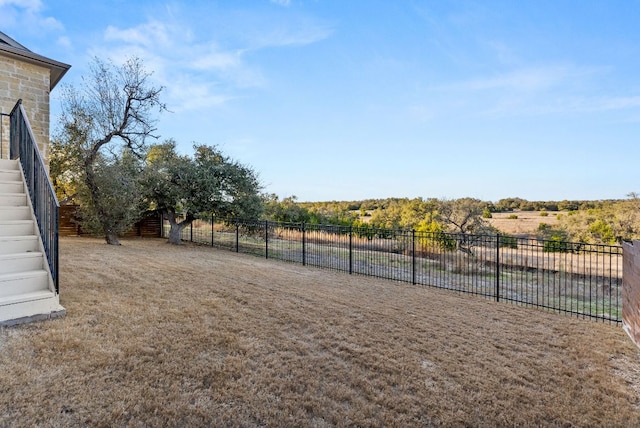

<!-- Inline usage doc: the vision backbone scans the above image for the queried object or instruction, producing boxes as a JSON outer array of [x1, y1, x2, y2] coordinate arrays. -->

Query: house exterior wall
[[0, 55, 51, 165]]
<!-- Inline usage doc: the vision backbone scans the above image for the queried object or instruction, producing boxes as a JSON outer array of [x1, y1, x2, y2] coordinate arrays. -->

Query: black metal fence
[[9, 100, 59, 294], [164, 217, 622, 324]]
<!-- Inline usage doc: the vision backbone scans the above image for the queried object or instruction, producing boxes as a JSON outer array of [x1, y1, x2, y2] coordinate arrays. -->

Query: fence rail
[[164, 217, 622, 324], [9, 100, 59, 294]]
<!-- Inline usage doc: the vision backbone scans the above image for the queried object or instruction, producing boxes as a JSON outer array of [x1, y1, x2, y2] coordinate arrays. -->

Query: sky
[[1, 0, 639, 202]]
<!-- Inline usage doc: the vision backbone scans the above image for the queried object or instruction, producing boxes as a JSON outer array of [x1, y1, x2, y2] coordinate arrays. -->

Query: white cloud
[[0, 0, 63, 33], [426, 64, 633, 119], [56, 35, 71, 49], [84, 7, 332, 113], [246, 20, 333, 49], [457, 66, 578, 92], [104, 21, 173, 49], [190, 45, 242, 71], [270, 0, 291, 6], [96, 19, 263, 113], [0, 0, 42, 11]]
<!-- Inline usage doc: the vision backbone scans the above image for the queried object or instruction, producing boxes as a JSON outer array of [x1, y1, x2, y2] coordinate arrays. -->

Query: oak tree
[[142, 141, 263, 245], [54, 56, 165, 244]]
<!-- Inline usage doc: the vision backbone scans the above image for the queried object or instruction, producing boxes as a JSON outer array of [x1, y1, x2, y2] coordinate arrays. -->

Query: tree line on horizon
[[263, 194, 640, 245], [50, 55, 638, 248]]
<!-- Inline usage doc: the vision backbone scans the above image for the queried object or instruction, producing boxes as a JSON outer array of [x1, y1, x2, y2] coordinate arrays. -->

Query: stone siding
[[0, 56, 51, 164], [623, 240, 640, 348]]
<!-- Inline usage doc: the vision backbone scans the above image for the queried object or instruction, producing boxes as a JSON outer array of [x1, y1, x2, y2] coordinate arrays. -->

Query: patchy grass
[[488, 211, 561, 236], [0, 237, 639, 426]]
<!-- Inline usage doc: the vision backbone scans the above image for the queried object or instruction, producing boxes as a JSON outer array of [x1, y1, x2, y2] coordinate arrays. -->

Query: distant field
[[357, 210, 560, 237], [487, 211, 561, 236]]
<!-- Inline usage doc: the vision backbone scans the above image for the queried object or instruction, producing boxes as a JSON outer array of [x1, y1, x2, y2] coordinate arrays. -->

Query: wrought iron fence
[[9, 99, 59, 294], [164, 216, 622, 324]]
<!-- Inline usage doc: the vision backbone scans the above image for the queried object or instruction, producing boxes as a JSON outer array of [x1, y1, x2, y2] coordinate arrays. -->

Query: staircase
[[0, 159, 64, 326]]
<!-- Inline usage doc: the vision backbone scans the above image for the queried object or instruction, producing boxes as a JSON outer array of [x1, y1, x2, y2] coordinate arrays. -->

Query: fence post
[[302, 222, 306, 266], [190, 222, 193, 242], [211, 214, 216, 247], [496, 233, 500, 302], [235, 221, 239, 252], [349, 226, 353, 274], [265, 220, 269, 259], [412, 229, 416, 285]]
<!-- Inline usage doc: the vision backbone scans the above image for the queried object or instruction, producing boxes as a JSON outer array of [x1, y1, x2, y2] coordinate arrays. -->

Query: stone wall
[[0, 56, 51, 164], [623, 240, 640, 348]]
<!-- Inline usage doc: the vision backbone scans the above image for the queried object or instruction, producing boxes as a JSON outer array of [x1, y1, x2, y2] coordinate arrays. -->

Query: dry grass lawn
[[1, 237, 639, 427]]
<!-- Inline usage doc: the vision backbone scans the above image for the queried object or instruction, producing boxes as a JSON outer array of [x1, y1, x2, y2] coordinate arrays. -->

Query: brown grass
[[488, 211, 560, 236], [0, 237, 639, 427]]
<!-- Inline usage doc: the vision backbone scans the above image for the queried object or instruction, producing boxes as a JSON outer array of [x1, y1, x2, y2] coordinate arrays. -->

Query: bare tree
[[437, 198, 496, 254], [55, 57, 165, 245]]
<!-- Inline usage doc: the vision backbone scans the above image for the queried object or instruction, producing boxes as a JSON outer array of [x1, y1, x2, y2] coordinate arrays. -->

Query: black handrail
[[9, 99, 59, 294], [1, 111, 9, 159]]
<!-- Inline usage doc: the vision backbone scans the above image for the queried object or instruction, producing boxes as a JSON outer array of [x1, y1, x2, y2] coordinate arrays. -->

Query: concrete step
[[0, 170, 21, 182], [0, 235, 39, 254], [0, 206, 31, 221], [0, 290, 65, 326], [0, 220, 34, 236], [0, 270, 49, 298], [0, 252, 44, 274], [0, 159, 19, 170], [0, 193, 27, 207], [0, 181, 24, 194]]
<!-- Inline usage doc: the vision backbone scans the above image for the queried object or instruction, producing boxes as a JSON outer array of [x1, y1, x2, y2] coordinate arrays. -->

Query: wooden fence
[[58, 205, 161, 238]]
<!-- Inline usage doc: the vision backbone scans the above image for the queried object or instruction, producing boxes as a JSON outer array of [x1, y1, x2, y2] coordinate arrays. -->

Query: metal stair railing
[[9, 99, 59, 294]]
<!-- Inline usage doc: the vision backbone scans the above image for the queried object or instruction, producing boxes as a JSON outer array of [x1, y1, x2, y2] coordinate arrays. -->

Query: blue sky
[[1, 0, 639, 202]]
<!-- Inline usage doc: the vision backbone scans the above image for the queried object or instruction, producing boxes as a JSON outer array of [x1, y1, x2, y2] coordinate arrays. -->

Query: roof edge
[[0, 30, 30, 51], [0, 41, 71, 90]]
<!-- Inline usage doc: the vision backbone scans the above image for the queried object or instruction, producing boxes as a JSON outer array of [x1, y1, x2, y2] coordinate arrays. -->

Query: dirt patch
[[0, 237, 638, 426]]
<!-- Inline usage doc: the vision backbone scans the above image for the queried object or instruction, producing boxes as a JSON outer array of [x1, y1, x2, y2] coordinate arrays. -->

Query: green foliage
[[415, 220, 456, 252], [53, 56, 165, 244], [498, 234, 518, 249], [264, 195, 310, 223], [142, 141, 262, 244], [262, 195, 640, 246], [436, 198, 494, 235], [555, 195, 640, 244], [588, 220, 617, 244], [543, 234, 574, 253], [508, 214, 518, 219], [75, 150, 145, 237]]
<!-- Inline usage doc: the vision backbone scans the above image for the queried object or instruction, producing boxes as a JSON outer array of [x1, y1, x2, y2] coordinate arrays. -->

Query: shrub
[[508, 214, 518, 219], [482, 208, 493, 219], [542, 233, 578, 253], [540, 211, 549, 217], [498, 234, 518, 249]]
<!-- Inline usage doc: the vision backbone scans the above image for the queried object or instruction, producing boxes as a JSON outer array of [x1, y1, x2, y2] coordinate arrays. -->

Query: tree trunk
[[85, 157, 122, 246], [105, 230, 121, 245], [166, 210, 192, 245]]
